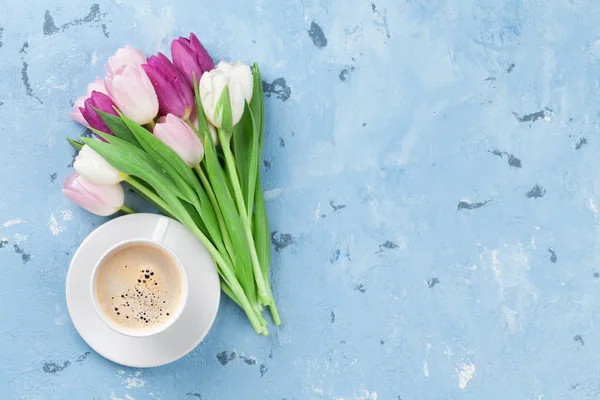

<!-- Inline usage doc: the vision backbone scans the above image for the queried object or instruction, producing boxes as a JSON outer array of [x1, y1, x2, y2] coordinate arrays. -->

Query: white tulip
[[74, 145, 124, 185], [199, 61, 253, 128], [216, 61, 253, 103]]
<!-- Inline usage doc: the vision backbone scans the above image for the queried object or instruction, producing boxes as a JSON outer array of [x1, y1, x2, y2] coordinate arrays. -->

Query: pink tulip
[[171, 33, 215, 88], [87, 77, 108, 95], [106, 65, 159, 125], [62, 173, 125, 216], [68, 78, 108, 127], [105, 44, 147, 78], [69, 95, 89, 127], [154, 114, 204, 167]]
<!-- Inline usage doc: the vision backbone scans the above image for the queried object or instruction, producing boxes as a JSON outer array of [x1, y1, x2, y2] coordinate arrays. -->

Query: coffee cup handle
[[152, 216, 170, 243]]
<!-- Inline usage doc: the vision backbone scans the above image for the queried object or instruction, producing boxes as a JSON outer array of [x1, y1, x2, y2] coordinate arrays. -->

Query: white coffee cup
[[90, 216, 189, 337]]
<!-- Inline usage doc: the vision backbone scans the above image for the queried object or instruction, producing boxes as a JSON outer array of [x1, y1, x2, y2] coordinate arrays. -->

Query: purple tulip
[[62, 173, 125, 216], [171, 33, 215, 88], [142, 53, 194, 119], [68, 77, 108, 127], [80, 91, 119, 135]]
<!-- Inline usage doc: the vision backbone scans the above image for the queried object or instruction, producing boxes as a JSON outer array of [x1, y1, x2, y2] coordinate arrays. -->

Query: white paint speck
[[444, 345, 453, 358], [589, 198, 599, 216], [1, 218, 24, 229], [124, 395, 135, 400], [356, 389, 378, 400], [423, 360, 429, 377], [123, 377, 144, 389], [54, 304, 67, 326], [14, 233, 27, 243], [273, 59, 287, 69], [121, 370, 145, 389], [91, 52, 100, 66], [457, 363, 475, 389], [502, 304, 519, 333], [312, 386, 324, 395], [314, 202, 322, 220], [490, 249, 503, 283], [61, 209, 73, 221], [263, 188, 282, 200], [48, 214, 65, 236]]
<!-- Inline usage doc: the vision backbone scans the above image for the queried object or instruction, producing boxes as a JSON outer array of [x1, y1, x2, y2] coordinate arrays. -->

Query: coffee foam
[[94, 242, 184, 333]]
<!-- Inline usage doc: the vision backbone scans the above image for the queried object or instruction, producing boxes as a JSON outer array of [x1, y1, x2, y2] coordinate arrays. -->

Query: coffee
[[94, 242, 185, 334]]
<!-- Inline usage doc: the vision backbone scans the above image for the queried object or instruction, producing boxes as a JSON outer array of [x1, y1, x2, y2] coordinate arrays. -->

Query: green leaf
[[193, 73, 211, 141], [125, 177, 175, 219], [253, 174, 271, 280], [119, 113, 224, 249], [216, 87, 233, 142], [95, 109, 139, 146], [118, 115, 195, 203], [253, 173, 281, 324], [67, 138, 83, 151], [251, 63, 266, 153], [82, 132, 187, 219], [181, 198, 210, 239], [233, 102, 259, 218], [193, 81, 258, 307]]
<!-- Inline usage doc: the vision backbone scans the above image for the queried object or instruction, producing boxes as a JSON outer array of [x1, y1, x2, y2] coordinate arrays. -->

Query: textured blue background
[[1, 0, 600, 399]]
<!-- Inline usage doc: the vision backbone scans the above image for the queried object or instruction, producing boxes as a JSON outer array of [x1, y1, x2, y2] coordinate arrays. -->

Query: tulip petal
[[69, 95, 90, 127], [143, 54, 193, 118], [74, 145, 124, 185], [63, 173, 124, 216], [153, 114, 204, 167], [171, 33, 214, 88], [105, 44, 147, 78], [80, 91, 118, 135], [86, 77, 108, 96], [108, 65, 158, 125], [230, 83, 246, 126], [230, 63, 253, 102]]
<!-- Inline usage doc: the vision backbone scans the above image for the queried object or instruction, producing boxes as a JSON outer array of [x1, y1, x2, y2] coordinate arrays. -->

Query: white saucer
[[66, 213, 220, 368]]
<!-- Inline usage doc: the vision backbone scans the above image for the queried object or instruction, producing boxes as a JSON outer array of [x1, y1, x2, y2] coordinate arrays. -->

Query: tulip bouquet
[[64, 34, 279, 334]]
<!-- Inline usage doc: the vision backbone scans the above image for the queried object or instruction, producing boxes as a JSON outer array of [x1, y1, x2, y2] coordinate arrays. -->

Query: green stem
[[120, 204, 135, 214], [185, 221, 264, 334], [146, 120, 156, 131], [221, 281, 268, 336], [125, 177, 175, 216], [194, 164, 236, 264], [266, 285, 281, 325], [221, 281, 241, 308], [220, 140, 271, 306]]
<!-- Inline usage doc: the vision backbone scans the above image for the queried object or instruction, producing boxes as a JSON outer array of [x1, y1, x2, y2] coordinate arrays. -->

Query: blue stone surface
[[1, 0, 599, 399]]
